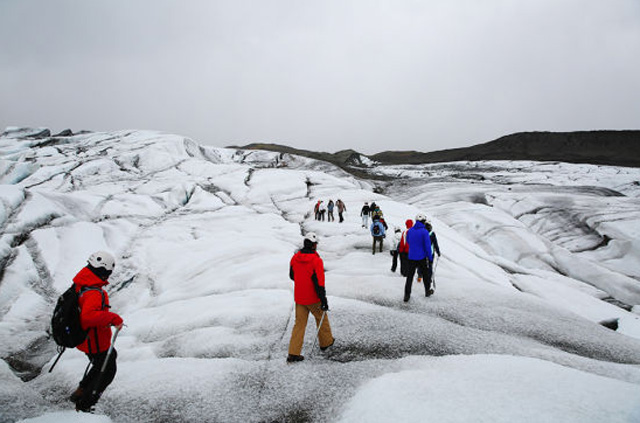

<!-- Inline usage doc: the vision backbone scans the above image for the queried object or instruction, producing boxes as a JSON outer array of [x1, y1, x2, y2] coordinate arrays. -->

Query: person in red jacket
[[398, 219, 413, 277], [287, 233, 334, 363], [69, 251, 124, 412]]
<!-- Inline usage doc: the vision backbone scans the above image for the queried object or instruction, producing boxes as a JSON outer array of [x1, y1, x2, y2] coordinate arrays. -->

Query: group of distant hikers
[[287, 200, 442, 363], [49, 199, 440, 413], [313, 199, 347, 222], [361, 201, 441, 300]]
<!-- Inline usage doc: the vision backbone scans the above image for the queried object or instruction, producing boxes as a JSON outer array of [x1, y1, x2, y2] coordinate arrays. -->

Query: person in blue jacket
[[404, 213, 433, 302], [370, 217, 386, 254]]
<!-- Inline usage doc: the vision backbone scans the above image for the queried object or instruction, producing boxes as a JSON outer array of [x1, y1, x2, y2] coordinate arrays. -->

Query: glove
[[320, 297, 329, 311]]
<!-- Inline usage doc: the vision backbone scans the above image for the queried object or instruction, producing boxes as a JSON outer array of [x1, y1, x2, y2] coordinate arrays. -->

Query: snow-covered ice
[[0, 129, 639, 422]]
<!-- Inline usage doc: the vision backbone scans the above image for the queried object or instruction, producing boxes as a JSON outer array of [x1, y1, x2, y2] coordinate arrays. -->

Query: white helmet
[[88, 251, 116, 271], [304, 232, 319, 243], [415, 213, 427, 223]]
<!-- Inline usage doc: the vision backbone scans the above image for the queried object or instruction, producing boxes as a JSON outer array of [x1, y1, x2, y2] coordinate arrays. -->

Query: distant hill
[[233, 130, 640, 169], [226, 143, 380, 179]]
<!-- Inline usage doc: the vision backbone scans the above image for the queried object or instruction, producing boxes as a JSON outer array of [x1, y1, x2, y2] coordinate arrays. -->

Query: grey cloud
[[1, 0, 639, 154]]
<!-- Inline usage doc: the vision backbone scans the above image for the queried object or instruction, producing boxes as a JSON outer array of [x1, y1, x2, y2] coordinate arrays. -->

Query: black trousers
[[391, 250, 399, 271], [80, 348, 118, 399], [338, 212, 344, 222], [399, 252, 409, 276], [404, 259, 432, 298]]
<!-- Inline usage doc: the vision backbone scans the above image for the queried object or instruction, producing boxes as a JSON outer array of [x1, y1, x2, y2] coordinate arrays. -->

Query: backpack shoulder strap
[[79, 286, 106, 310]]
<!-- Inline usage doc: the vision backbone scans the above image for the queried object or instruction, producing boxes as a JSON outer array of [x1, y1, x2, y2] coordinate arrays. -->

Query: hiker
[[336, 199, 347, 223], [398, 219, 413, 276], [417, 219, 442, 282], [318, 201, 326, 221], [404, 214, 434, 302], [360, 202, 371, 228], [314, 201, 321, 220], [371, 205, 383, 222], [370, 217, 386, 254], [327, 200, 335, 222], [69, 251, 123, 412], [390, 227, 402, 272], [426, 219, 441, 259], [287, 233, 334, 363]]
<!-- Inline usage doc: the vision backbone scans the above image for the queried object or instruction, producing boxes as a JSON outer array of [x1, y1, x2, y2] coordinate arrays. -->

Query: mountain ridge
[[232, 130, 640, 169]]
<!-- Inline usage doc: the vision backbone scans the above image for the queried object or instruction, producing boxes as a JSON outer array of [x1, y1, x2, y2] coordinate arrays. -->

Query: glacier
[[0, 128, 639, 422]]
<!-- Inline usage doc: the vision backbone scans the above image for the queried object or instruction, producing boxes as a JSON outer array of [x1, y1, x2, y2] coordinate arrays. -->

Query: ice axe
[[310, 311, 327, 355]]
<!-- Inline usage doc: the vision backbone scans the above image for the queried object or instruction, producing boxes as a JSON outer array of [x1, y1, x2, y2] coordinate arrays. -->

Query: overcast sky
[[1, 0, 639, 154]]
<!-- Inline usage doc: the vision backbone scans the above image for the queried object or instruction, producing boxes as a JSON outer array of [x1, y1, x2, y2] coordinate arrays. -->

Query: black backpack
[[49, 285, 105, 372], [51, 285, 105, 347]]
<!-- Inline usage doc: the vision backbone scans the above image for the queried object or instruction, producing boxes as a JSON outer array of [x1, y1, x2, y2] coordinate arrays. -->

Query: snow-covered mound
[[1, 128, 639, 423]]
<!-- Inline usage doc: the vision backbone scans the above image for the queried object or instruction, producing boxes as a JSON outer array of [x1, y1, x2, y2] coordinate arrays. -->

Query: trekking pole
[[432, 256, 439, 290], [91, 326, 122, 398], [48, 346, 66, 373], [310, 311, 326, 355]]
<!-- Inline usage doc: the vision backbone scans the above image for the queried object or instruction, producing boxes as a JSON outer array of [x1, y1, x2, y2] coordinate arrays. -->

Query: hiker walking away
[[425, 219, 441, 283], [404, 214, 433, 302], [69, 251, 123, 412], [314, 201, 321, 220], [425, 219, 441, 259], [318, 201, 326, 221], [327, 200, 335, 222], [370, 217, 386, 254], [371, 205, 383, 222], [390, 227, 402, 272], [336, 199, 347, 223], [417, 219, 442, 282], [360, 202, 370, 228], [398, 219, 413, 277], [287, 233, 335, 362]]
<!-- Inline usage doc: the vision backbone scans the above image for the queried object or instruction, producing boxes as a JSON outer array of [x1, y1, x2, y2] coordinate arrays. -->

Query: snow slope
[[0, 129, 639, 423]]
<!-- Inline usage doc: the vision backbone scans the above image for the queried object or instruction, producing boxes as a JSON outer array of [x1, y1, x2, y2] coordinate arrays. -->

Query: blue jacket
[[370, 220, 386, 237], [406, 221, 433, 261]]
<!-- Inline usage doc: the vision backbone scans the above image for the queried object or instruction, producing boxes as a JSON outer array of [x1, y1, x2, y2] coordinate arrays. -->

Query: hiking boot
[[403, 295, 410, 302], [426, 289, 434, 297], [320, 339, 335, 351], [286, 354, 304, 363], [75, 394, 98, 413], [69, 386, 84, 404]]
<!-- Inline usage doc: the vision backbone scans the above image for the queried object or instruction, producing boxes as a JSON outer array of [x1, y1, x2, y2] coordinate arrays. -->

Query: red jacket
[[398, 219, 414, 253], [289, 249, 325, 305], [73, 267, 123, 354]]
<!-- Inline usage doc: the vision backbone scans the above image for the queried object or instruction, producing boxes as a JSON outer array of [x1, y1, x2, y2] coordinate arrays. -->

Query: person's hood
[[413, 221, 426, 230], [73, 266, 109, 288], [405, 219, 414, 229], [293, 248, 318, 264]]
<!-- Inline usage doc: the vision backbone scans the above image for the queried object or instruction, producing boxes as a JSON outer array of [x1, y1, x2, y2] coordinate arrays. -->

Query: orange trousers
[[288, 302, 334, 356]]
